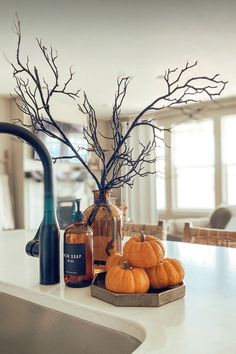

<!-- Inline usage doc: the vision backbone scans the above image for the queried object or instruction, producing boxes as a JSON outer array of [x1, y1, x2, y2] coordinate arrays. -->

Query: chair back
[[123, 220, 166, 240], [183, 222, 236, 248]]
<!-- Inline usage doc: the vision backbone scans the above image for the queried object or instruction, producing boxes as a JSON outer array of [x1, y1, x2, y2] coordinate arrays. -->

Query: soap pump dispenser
[[64, 199, 93, 287]]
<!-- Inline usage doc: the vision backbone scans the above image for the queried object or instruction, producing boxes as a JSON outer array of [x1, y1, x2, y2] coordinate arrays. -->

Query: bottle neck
[[73, 220, 84, 226], [93, 190, 111, 204]]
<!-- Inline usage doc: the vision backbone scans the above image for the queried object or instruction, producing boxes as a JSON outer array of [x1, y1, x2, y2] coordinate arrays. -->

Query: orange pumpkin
[[123, 233, 165, 268], [106, 252, 124, 271], [146, 258, 185, 289], [105, 261, 150, 294]]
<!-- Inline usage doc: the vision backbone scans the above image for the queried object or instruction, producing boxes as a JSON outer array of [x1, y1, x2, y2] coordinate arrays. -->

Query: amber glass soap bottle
[[64, 199, 93, 288]]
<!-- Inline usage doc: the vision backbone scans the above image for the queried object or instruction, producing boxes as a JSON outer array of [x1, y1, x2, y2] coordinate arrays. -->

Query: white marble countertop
[[0, 229, 236, 354]]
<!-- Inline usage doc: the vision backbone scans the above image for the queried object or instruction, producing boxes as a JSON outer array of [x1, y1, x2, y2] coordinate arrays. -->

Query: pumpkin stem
[[140, 231, 145, 242], [122, 261, 131, 270]]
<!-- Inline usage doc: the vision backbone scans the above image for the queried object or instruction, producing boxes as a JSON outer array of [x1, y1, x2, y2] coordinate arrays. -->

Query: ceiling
[[0, 0, 236, 120]]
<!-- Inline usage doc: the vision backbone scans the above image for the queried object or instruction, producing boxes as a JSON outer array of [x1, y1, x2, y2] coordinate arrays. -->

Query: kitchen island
[[0, 229, 236, 354]]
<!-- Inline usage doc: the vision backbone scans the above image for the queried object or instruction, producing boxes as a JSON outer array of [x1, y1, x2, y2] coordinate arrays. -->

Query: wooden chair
[[183, 222, 236, 248], [122, 220, 166, 240]]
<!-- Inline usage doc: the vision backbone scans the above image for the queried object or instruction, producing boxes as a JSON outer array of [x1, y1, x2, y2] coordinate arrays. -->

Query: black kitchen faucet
[[0, 122, 60, 285]]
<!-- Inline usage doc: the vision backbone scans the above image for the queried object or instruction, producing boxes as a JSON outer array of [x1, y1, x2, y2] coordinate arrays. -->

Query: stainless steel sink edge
[[0, 290, 145, 354]]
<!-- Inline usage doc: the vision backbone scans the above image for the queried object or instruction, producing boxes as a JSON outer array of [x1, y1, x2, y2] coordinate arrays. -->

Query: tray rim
[[91, 271, 186, 307]]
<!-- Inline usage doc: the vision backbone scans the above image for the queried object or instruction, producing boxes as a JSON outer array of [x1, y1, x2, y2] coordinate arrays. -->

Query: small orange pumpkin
[[105, 261, 150, 294], [123, 233, 165, 268], [105, 252, 124, 271], [146, 258, 185, 289]]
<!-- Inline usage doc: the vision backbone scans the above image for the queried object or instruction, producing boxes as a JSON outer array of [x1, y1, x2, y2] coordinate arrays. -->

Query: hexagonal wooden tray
[[91, 272, 185, 307]]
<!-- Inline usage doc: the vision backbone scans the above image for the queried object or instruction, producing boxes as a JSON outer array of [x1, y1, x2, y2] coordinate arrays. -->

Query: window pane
[[225, 165, 236, 204], [222, 115, 236, 164], [172, 120, 214, 166], [172, 119, 215, 209], [175, 166, 215, 209], [222, 115, 236, 204]]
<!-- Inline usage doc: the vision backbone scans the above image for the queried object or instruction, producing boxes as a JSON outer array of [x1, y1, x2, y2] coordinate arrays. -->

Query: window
[[221, 115, 236, 204], [171, 119, 215, 209], [131, 97, 236, 219]]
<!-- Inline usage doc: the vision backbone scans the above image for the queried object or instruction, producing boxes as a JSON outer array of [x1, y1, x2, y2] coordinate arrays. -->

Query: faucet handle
[[25, 239, 39, 257], [25, 223, 41, 257]]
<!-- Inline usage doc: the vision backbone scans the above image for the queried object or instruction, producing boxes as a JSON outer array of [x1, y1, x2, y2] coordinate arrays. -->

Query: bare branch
[[10, 17, 100, 189], [52, 155, 77, 163], [9, 19, 227, 192], [104, 62, 227, 184], [78, 92, 106, 168]]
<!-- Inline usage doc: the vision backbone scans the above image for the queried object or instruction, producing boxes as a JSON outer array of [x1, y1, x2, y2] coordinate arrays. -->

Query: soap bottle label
[[64, 243, 86, 276]]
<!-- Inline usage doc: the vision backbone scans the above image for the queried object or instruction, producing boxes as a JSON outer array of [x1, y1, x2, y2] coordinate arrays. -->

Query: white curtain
[[121, 122, 157, 224]]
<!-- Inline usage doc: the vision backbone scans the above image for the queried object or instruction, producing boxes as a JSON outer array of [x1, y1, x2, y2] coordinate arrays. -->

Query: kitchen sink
[[0, 292, 141, 354]]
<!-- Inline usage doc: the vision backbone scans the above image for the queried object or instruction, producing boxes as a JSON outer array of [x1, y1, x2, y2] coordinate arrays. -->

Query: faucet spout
[[0, 122, 60, 285]]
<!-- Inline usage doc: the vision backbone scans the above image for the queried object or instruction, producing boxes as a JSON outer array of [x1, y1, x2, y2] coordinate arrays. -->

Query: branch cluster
[[10, 18, 227, 192]]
